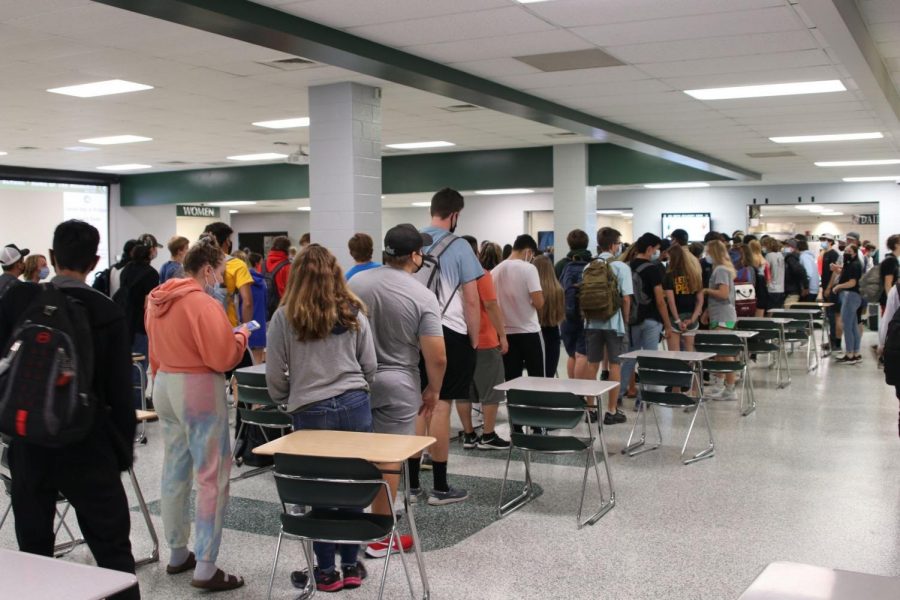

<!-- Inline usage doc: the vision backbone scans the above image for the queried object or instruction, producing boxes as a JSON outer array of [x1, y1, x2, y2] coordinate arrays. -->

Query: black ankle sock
[[407, 457, 421, 490], [432, 461, 449, 492]]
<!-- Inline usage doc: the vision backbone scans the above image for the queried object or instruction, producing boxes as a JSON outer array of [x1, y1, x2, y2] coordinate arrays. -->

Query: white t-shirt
[[491, 259, 542, 334]]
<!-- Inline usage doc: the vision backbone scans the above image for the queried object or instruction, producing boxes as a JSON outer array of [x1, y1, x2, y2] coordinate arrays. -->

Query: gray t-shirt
[[708, 265, 737, 323], [766, 252, 785, 293], [350, 266, 443, 409]]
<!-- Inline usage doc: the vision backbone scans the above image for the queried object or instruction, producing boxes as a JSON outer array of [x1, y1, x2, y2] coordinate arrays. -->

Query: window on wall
[[0, 180, 109, 279]]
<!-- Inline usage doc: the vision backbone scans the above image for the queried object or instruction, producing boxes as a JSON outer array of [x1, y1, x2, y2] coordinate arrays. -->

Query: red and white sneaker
[[364, 535, 413, 558]]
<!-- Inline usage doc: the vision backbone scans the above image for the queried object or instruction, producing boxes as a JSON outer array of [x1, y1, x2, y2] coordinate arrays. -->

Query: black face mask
[[413, 253, 424, 273], [844, 253, 855, 263], [449, 213, 459, 234]]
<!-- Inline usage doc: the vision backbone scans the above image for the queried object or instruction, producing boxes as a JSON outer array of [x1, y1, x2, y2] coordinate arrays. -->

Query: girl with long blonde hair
[[663, 244, 704, 352], [703, 239, 739, 399], [265, 244, 377, 591], [533, 255, 565, 377], [748, 239, 769, 316]]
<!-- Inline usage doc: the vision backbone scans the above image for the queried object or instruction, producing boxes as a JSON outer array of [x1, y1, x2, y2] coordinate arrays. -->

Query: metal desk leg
[[778, 326, 791, 388], [807, 315, 819, 372], [128, 467, 159, 567], [134, 362, 148, 444], [819, 307, 831, 356], [584, 397, 615, 526], [402, 462, 430, 600], [741, 341, 757, 417]]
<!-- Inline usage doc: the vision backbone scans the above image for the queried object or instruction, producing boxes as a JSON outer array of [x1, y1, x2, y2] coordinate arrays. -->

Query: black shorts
[[421, 326, 476, 401], [560, 319, 586, 357]]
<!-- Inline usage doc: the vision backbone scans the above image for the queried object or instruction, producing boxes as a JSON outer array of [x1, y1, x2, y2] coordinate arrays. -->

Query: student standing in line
[[747, 239, 769, 316], [105, 239, 138, 298], [763, 236, 785, 309], [619, 233, 673, 412], [21, 253, 49, 283], [345, 232, 382, 280], [663, 243, 704, 353], [145, 236, 250, 592], [491, 234, 545, 381], [879, 234, 900, 313], [243, 252, 268, 364], [457, 240, 510, 451], [0, 243, 29, 297], [0, 220, 140, 600], [265, 235, 292, 301], [832, 243, 864, 365], [266, 245, 376, 592], [703, 239, 740, 400], [796, 238, 820, 302], [820, 233, 842, 350], [534, 255, 565, 378], [413, 188, 482, 506], [349, 224, 447, 558], [782, 239, 809, 307], [160, 236, 189, 283], [583, 227, 632, 423], [558, 229, 593, 379]]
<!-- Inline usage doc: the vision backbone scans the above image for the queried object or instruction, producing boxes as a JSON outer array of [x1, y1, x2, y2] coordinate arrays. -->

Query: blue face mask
[[782, 248, 791, 255], [820, 241, 829, 250], [38, 266, 50, 280]]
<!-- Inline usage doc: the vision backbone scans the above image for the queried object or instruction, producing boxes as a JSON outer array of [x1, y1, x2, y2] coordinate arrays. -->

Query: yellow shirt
[[224, 257, 253, 327]]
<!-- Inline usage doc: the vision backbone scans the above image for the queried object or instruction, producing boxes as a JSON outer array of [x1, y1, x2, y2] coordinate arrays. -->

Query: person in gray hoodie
[[265, 244, 376, 593]]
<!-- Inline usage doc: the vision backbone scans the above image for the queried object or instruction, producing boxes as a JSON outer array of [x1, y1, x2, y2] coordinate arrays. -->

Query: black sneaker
[[291, 568, 344, 592], [462, 432, 479, 449], [604, 410, 627, 425], [585, 409, 598, 423], [834, 354, 853, 363], [477, 433, 510, 450], [847, 355, 862, 365], [341, 562, 367, 590]]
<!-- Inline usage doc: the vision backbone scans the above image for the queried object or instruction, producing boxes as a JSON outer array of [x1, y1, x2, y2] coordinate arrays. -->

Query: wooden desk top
[[135, 410, 158, 422], [618, 349, 715, 361], [494, 376, 619, 397], [790, 302, 834, 308], [253, 429, 436, 463], [738, 562, 900, 600], [0, 548, 137, 600], [683, 329, 757, 338]]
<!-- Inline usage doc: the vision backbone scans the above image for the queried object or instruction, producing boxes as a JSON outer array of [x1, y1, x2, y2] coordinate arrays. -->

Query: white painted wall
[[597, 182, 900, 251]]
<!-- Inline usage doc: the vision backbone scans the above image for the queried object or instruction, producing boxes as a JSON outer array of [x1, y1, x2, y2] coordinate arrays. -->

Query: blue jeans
[[618, 319, 663, 403], [840, 291, 862, 353], [291, 390, 373, 571]]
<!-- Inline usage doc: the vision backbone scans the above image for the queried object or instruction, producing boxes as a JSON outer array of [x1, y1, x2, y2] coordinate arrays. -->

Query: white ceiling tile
[[264, 0, 509, 29], [346, 7, 555, 48], [661, 65, 843, 90], [571, 6, 805, 47], [407, 29, 593, 64], [495, 66, 652, 90], [448, 58, 541, 79], [868, 21, 900, 44], [639, 49, 831, 79], [523, 0, 786, 28], [606, 30, 818, 64], [859, 0, 900, 25]]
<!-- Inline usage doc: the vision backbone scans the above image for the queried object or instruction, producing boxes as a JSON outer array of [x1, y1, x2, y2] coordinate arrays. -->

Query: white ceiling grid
[[0, 0, 899, 184]]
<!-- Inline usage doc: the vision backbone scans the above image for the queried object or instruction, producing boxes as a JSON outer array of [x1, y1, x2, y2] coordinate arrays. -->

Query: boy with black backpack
[[558, 229, 593, 379], [582, 227, 634, 425], [0, 220, 139, 599]]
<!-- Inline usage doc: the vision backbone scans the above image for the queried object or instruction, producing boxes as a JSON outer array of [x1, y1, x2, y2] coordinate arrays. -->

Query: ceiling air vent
[[441, 104, 482, 113], [258, 57, 319, 71], [514, 49, 624, 73], [746, 151, 798, 158], [545, 132, 579, 139], [16, 146, 39, 151], [161, 161, 190, 165]]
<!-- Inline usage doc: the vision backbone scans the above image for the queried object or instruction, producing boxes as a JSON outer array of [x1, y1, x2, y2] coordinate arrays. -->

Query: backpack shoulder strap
[[426, 232, 459, 258], [634, 262, 655, 275], [272, 259, 290, 277]]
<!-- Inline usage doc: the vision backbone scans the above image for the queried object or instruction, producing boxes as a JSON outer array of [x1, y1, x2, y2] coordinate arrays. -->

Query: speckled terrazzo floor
[[1, 332, 898, 599]]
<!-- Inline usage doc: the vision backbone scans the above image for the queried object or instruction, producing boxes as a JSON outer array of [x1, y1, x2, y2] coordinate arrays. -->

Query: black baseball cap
[[139, 233, 163, 248], [384, 224, 433, 257], [670, 228, 689, 245]]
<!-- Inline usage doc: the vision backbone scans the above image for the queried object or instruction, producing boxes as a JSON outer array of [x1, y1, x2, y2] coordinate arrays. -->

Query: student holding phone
[[145, 236, 250, 592]]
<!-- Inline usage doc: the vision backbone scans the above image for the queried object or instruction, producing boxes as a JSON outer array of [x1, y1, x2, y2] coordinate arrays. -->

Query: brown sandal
[[166, 552, 196, 575], [190, 569, 245, 592]]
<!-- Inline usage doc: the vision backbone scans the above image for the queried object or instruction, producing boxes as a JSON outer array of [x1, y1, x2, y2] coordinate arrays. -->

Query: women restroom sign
[[177, 205, 220, 218]]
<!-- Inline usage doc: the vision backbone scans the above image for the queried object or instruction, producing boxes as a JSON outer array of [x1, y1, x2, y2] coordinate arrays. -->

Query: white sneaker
[[718, 386, 738, 401], [705, 383, 725, 398]]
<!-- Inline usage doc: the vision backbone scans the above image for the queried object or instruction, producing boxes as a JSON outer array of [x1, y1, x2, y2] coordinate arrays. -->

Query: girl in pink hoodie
[[145, 237, 249, 592]]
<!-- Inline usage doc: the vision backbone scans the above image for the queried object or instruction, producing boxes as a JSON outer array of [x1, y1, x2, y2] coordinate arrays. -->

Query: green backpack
[[579, 258, 621, 321]]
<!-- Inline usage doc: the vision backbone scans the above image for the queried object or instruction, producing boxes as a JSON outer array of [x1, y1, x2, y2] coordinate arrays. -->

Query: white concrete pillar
[[308, 82, 382, 269], [553, 144, 596, 257]]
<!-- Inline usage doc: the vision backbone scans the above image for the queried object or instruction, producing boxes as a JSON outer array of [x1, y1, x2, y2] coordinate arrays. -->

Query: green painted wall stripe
[[120, 144, 734, 206]]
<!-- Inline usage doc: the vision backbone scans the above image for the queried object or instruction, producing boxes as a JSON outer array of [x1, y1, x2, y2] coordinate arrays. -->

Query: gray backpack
[[412, 232, 461, 315], [859, 266, 882, 303]]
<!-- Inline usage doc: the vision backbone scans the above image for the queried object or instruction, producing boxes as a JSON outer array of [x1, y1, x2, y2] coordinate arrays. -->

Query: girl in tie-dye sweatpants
[[145, 240, 250, 592]]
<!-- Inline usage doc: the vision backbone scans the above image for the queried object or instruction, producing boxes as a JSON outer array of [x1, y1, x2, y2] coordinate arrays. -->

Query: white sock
[[169, 547, 190, 567], [194, 560, 217, 581]]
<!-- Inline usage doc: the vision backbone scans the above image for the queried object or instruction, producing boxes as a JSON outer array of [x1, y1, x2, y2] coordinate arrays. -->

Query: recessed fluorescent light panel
[[842, 176, 900, 182], [474, 188, 534, 195], [644, 182, 710, 189], [63, 146, 99, 152], [48, 79, 153, 98], [596, 209, 623, 215], [770, 132, 883, 144], [208, 201, 257, 207], [0, 152, 7, 156], [822, 212, 844, 216], [815, 159, 900, 167], [385, 141, 454, 150], [226, 153, 288, 161], [515, 0, 552, 3], [229, 210, 239, 214], [79, 135, 152, 145], [96, 163, 151, 171], [412, 202, 431, 207], [297, 207, 311, 211], [684, 79, 845, 100], [252, 117, 310, 129]]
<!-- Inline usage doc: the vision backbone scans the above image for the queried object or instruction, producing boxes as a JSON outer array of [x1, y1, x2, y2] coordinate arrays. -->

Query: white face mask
[[651, 250, 661, 261]]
